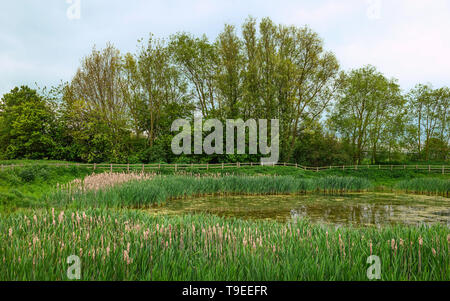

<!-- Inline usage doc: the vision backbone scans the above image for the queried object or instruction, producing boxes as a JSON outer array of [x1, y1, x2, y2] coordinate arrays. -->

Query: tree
[[0, 86, 56, 159], [215, 24, 243, 119], [240, 17, 340, 162], [406, 84, 449, 161], [170, 33, 218, 117], [123, 35, 193, 148], [329, 66, 403, 164], [63, 43, 131, 162]]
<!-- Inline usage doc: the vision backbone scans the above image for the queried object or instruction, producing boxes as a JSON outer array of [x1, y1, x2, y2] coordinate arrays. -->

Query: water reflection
[[146, 193, 449, 227]]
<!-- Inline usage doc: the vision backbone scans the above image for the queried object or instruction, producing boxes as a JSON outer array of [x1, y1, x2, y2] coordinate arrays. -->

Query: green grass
[[0, 164, 93, 212], [44, 175, 371, 209], [0, 208, 448, 280]]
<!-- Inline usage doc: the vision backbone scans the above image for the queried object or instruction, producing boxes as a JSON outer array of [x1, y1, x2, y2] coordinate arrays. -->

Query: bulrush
[[58, 211, 65, 223], [1, 209, 448, 281], [65, 172, 156, 192]]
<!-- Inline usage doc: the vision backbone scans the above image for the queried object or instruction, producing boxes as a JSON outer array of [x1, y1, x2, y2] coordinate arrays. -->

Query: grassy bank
[[0, 208, 448, 281], [45, 175, 371, 209], [0, 164, 93, 212]]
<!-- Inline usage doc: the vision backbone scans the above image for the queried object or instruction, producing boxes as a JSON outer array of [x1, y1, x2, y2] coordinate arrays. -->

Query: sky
[[1, 0, 449, 96]]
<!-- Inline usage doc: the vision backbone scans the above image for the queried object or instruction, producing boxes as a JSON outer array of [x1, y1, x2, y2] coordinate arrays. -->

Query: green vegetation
[[0, 164, 93, 212], [0, 161, 447, 213], [396, 178, 450, 197], [45, 175, 371, 209], [0, 209, 448, 280], [1, 18, 448, 165], [0, 15, 448, 283]]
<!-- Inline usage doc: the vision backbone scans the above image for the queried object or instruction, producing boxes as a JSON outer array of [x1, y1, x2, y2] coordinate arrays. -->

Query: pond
[[147, 193, 450, 227]]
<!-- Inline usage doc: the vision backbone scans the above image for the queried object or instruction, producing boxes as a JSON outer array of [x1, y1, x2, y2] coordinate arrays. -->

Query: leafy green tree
[[215, 24, 243, 119], [0, 86, 57, 159], [406, 84, 449, 161], [62, 43, 131, 162], [170, 33, 218, 116], [329, 66, 403, 164]]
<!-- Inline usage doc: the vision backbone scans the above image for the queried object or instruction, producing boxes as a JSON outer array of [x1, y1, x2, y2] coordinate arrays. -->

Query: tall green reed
[[0, 208, 447, 280], [45, 175, 371, 208]]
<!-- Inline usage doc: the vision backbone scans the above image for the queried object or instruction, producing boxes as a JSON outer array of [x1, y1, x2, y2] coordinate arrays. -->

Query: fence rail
[[0, 162, 449, 174]]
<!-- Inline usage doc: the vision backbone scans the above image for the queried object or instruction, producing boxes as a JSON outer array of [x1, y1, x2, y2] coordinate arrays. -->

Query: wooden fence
[[0, 162, 449, 174]]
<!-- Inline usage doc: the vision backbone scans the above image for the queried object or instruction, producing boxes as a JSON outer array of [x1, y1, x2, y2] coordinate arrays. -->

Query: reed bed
[[396, 178, 449, 197], [60, 172, 156, 192], [46, 175, 371, 208], [0, 208, 447, 280]]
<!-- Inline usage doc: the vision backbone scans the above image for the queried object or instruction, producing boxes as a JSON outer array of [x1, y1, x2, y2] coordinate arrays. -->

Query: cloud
[[0, 0, 448, 96], [333, 0, 450, 89]]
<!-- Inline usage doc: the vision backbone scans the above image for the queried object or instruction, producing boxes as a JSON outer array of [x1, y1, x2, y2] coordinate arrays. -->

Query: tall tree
[[215, 24, 243, 119], [63, 43, 130, 162], [170, 33, 218, 117], [132, 35, 189, 147], [406, 84, 448, 161], [330, 66, 401, 164]]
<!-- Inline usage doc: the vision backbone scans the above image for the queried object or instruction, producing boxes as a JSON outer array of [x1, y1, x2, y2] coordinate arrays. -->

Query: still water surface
[[147, 193, 449, 227]]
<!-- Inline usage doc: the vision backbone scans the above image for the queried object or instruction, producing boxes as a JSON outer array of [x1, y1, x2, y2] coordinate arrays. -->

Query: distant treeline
[[0, 17, 448, 164]]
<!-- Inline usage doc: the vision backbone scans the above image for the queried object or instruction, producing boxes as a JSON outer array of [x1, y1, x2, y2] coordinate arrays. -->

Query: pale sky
[[1, 0, 449, 96]]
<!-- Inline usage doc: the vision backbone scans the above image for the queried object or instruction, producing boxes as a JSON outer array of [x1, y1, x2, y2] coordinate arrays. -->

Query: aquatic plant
[[45, 175, 371, 208], [0, 208, 447, 280], [396, 178, 449, 197]]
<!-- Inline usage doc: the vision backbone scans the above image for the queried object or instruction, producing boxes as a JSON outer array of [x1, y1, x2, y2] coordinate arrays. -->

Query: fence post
[[442, 165, 445, 175], [222, 162, 224, 170], [428, 165, 430, 173], [378, 164, 380, 169], [175, 164, 177, 172], [206, 163, 209, 170], [343, 165, 345, 170], [158, 163, 160, 170], [316, 167, 319, 172], [142, 164, 145, 172], [403, 165, 405, 170], [296, 163, 298, 168], [355, 165, 358, 170], [127, 163, 130, 173], [94, 163, 96, 171], [110, 164, 113, 173]]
